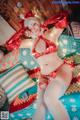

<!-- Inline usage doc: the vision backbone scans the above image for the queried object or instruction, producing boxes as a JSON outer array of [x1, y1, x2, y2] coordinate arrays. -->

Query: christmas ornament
[[16, 1, 23, 8]]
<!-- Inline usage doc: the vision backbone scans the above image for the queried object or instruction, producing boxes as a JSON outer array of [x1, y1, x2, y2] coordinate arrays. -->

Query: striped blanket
[[0, 63, 36, 103]]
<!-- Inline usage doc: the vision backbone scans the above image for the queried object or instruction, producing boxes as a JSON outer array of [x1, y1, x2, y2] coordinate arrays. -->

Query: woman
[[0, 11, 72, 120]]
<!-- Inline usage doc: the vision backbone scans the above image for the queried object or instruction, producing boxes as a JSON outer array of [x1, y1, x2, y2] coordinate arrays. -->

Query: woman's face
[[22, 21, 41, 48], [24, 17, 41, 38], [30, 21, 41, 36]]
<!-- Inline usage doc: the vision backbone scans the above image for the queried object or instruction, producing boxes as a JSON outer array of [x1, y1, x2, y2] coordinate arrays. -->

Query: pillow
[[0, 63, 36, 103], [58, 35, 80, 59], [19, 48, 39, 70]]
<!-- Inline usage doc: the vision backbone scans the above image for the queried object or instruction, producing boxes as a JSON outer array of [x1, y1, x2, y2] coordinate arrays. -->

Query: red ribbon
[[42, 11, 68, 29], [6, 28, 26, 51], [25, 11, 34, 18], [28, 67, 41, 78]]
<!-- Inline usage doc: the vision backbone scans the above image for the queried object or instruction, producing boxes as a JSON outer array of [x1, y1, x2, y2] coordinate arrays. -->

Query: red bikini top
[[32, 35, 57, 58], [32, 35, 74, 78], [32, 35, 59, 78]]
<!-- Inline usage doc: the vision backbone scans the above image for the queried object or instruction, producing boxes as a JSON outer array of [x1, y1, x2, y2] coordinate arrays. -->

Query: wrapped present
[[57, 35, 80, 59]]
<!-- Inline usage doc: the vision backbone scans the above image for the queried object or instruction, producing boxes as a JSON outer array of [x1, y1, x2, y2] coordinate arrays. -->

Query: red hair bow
[[25, 11, 34, 18]]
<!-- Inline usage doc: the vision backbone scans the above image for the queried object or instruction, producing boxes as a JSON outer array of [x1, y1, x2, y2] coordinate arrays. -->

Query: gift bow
[[6, 28, 26, 51], [41, 11, 68, 29]]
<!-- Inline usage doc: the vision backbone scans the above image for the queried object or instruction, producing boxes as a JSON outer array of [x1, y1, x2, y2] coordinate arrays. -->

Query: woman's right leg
[[44, 64, 72, 120]]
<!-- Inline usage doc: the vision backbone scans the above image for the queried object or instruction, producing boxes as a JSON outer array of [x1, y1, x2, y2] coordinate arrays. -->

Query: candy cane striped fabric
[[0, 63, 35, 103]]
